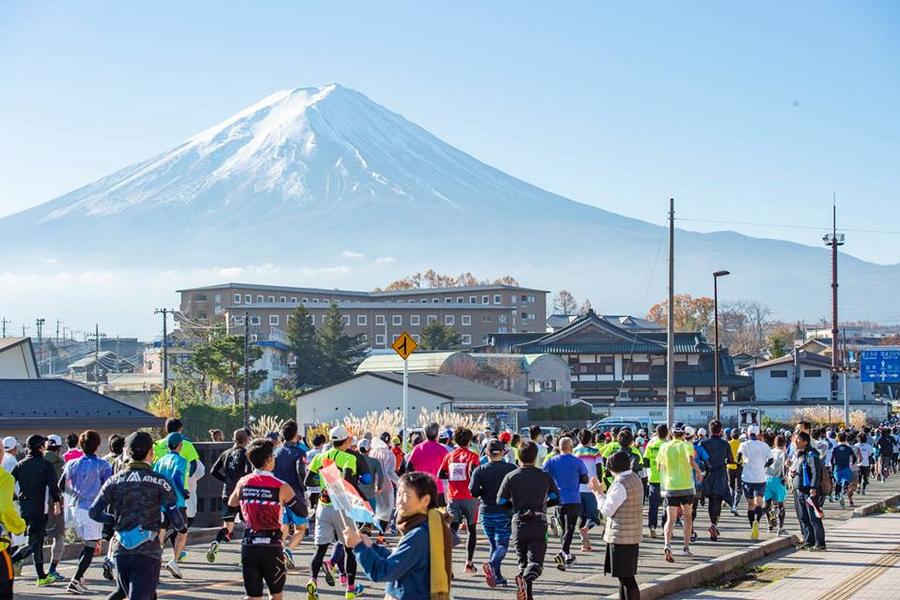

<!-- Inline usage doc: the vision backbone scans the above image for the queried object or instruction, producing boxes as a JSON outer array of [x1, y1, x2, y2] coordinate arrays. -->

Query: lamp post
[[713, 270, 730, 421]]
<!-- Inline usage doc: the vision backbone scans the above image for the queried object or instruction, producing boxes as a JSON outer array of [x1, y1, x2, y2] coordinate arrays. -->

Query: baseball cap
[[439, 428, 452, 440], [391, 436, 401, 445], [748, 424, 761, 436], [25, 434, 46, 450], [266, 431, 280, 442], [358, 439, 371, 452], [330, 425, 350, 442], [672, 422, 685, 434], [684, 426, 696, 437], [166, 432, 184, 449], [2, 436, 16, 451], [46, 434, 62, 448], [698, 428, 707, 436], [487, 438, 505, 453], [498, 431, 512, 444], [125, 431, 154, 456]]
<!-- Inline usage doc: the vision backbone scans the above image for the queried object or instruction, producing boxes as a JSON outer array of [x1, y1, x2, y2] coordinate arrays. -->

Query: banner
[[319, 462, 376, 525]]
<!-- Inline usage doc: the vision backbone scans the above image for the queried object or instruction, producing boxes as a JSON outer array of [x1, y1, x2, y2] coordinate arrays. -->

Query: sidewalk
[[668, 511, 900, 599]]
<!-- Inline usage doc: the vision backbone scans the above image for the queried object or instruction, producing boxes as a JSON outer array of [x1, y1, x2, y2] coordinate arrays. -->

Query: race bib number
[[449, 462, 468, 482]]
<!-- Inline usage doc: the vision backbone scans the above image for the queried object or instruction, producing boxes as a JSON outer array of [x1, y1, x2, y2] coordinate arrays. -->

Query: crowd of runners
[[1, 415, 899, 600]]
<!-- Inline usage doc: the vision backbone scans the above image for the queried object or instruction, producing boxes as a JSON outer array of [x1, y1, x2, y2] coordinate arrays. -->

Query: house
[[0, 379, 164, 452], [732, 352, 766, 372], [356, 350, 571, 408], [0, 338, 39, 379], [297, 371, 530, 429], [487, 309, 753, 424], [254, 340, 292, 395], [67, 351, 137, 383]]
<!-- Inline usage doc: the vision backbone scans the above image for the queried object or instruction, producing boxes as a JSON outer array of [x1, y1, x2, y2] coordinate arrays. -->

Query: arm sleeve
[[546, 475, 561, 507], [469, 468, 482, 498], [496, 473, 511, 506], [210, 452, 226, 483], [354, 527, 423, 583]]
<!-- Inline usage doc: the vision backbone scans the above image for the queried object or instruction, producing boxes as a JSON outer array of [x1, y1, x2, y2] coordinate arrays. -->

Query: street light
[[713, 270, 731, 421]]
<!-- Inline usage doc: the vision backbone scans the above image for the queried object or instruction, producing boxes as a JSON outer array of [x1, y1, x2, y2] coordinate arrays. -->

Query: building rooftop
[[179, 281, 548, 295], [224, 301, 513, 311]]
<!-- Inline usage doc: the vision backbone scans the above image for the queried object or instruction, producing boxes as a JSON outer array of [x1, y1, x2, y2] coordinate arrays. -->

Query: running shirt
[[407, 440, 449, 494], [273, 442, 307, 496], [237, 470, 284, 545], [856, 442, 874, 466], [542, 453, 587, 505], [308, 447, 357, 505], [573, 444, 601, 492], [643, 436, 665, 484], [737, 439, 771, 483], [438, 446, 480, 501], [657, 439, 694, 493], [727, 439, 741, 470], [152, 437, 199, 487], [766, 448, 786, 478], [62, 454, 113, 510], [153, 452, 189, 508], [831, 444, 856, 469], [211, 446, 252, 498]]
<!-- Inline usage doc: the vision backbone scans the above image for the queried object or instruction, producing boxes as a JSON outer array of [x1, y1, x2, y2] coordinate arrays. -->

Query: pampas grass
[[792, 405, 871, 429], [311, 408, 490, 439]]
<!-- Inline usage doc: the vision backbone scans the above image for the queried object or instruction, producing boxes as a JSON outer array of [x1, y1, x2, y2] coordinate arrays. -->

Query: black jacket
[[11, 452, 62, 518]]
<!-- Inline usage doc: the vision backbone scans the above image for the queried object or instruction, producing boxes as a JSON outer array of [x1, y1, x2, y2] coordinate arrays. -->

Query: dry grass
[[249, 414, 286, 440], [311, 408, 489, 440], [792, 405, 871, 429]]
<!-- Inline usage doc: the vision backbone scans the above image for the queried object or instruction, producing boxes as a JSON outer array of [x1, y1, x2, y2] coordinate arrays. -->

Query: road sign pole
[[402, 357, 409, 451]]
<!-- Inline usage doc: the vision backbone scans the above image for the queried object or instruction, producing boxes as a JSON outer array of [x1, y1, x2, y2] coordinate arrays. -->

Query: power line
[[677, 216, 900, 235]]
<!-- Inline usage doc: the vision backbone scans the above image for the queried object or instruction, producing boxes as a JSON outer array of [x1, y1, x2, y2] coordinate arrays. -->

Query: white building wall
[[297, 375, 447, 426], [0, 345, 37, 378]]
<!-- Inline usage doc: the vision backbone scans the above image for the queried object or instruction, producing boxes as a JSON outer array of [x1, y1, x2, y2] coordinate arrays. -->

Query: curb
[[602, 535, 798, 600], [46, 525, 246, 562], [851, 492, 900, 518]]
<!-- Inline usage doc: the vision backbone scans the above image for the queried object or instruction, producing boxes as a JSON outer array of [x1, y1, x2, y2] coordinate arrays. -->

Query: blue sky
[[2, 1, 899, 263]]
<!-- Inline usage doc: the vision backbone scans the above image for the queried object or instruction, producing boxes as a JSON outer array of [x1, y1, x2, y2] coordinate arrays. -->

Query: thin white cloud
[[375, 256, 396, 264], [341, 250, 366, 259]]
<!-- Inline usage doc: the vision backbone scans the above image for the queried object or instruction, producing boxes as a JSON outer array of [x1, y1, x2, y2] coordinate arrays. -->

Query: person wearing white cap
[[1, 437, 18, 475], [736, 424, 770, 540]]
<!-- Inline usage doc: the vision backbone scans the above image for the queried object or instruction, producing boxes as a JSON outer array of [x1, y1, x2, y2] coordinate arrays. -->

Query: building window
[[245, 294, 252, 304], [482, 295, 489, 304], [529, 313, 536, 320], [290, 297, 298, 304], [267, 295, 274, 303], [521, 312, 528, 319], [233, 293, 241, 304], [445, 315, 455, 326], [375, 315, 385, 325], [313, 298, 319, 303], [512, 295, 517, 303], [302, 297, 308, 302], [804, 369, 822, 378], [256, 295, 264, 303], [278, 296, 285, 302], [234, 316, 244, 325], [375, 334, 386, 345], [392, 315, 402, 326], [427, 315, 437, 324], [521, 294, 528, 302], [432, 298, 440, 303], [770, 370, 788, 378], [269, 315, 279, 326], [444, 297, 452, 303], [494, 294, 501, 304], [469, 296, 477, 303], [341, 315, 350, 326], [412, 334, 420, 343], [482, 315, 491, 323], [461, 315, 471, 326], [456, 297, 464, 303], [411, 315, 420, 326], [250, 316, 261, 325], [528, 295, 536, 302], [357, 315, 367, 326], [461, 334, 472, 345]]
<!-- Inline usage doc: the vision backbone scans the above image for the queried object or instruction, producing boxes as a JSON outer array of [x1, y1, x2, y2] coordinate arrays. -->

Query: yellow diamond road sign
[[391, 331, 417, 360]]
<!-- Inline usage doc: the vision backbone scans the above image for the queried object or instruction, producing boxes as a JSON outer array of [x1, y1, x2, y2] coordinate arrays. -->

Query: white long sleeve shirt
[[594, 469, 633, 518]]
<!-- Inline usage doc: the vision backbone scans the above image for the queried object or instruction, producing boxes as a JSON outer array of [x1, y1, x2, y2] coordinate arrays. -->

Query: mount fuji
[[2, 83, 898, 322]]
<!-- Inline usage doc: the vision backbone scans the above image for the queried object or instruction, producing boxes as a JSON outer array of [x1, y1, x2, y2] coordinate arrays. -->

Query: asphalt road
[[14, 475, 900, 600]]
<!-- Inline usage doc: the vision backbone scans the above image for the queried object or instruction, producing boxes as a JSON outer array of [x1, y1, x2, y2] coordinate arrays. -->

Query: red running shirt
[[238, 471, 283, 536], [439, 447, 480, 501]]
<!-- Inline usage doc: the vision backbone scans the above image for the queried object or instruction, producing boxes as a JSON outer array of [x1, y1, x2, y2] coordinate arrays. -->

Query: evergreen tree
[[318, 303, 368, 384], [286, 305, 324, 386], [419, 320, 462, 350]]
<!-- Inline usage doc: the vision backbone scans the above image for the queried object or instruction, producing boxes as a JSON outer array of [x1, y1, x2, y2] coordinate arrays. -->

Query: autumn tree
[[552, 290, 578, 314], [719, 300, 773, 355], [646, 294, 715, 334], [766, 325, 796, 359], [579, 298, 593, 315]]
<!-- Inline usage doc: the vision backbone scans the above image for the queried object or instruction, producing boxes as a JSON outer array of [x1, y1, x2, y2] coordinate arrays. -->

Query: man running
[[438, 427, 481, 574], [830, 432, 856, 508], [42, 435, 66, 582], [573, 429, 602, 552], [470, 438, 517, 588], [230, 438, 307, 600], [498, 440, 561, 600], [405, 423, 449, 505], [89, 431, 184, 600], [208, 428, 252, 562], [699, 420, 733, 542], [273, 419, 309, 570], [763, 434, 788, 535], [736, 424, 770, 540], [305, 426, 369, 600], [644, 424, 667, 539], [59, 430, 113, 594], [657, 422, 702, 562], [153, 433, 191, 579], [727, 428, 743, 515], [10, 435, 62, 586], [542, 436, 588, 570]]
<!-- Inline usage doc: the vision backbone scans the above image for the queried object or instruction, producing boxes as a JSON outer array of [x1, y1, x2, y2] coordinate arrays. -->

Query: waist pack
[[116, 526, 156, 550]]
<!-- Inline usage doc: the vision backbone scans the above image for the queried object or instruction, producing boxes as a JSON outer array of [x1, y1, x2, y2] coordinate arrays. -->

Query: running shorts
[[741, 481, 766, 499], [448, 498, 479, 526], [240, 545, 286, 598]]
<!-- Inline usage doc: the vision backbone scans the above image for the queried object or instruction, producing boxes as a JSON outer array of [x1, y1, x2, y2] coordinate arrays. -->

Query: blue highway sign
[[860, 348, 900, 383]]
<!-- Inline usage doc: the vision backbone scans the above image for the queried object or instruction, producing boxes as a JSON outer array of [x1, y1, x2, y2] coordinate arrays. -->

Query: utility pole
[[1, 317, 8, 337], [35, 318, 45, 376], [244, 310, 251, 429], [666, 198, 675, 430], [56, 319, 61, 344], [154, 308, 174, 413], [823, 196, 844, 416], [713, 270, 731, 421], [22, 325, 27, 337], [88, 324, 107, 390]]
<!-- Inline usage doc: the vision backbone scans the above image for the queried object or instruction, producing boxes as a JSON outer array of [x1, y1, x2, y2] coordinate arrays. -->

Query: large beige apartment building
[[177, 282, 548, 349]]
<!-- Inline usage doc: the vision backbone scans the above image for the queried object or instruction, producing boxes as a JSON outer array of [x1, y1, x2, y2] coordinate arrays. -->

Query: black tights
[[74, 542, 97, 581], [450, 521, 478, 563], [619, 576, 640, 599], [312, 544, 356, 585]]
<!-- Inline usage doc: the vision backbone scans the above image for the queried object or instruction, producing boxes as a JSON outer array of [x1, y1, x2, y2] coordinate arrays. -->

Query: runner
[[10, 435, 62, 586], [856, 432, 874, 495], [830, 432, 856, 508], [367, 434, 398, 534], [0, 456, 26, 600], [438, 427, 481, 574], [58, 430, 113, 594], [736, 424, 770, 540], [62, 433, 83, 463], [273, 419, 309, 570], [306, 433, 328, 533], [529, 426, 547, 467], [763, 434, 788, 535], [89, 431, 184, 600], [657, 422, 702, 562], [727, 428, 743, 516], [152, 432, 191, 579], [573, 429, 602, 552], [406, 423, 450, 505], [498, 440, 561, 600], [470, 438, 517, 588], [305, 425, 369, 600], [208, 428, 252, 563], [41, 435, 66, 582], [542, 436, 587, 571], [0, 439, 17, 477], [643, 424, 667, 539], [699, 419, 732, 542], [230, 438, 308, 600]]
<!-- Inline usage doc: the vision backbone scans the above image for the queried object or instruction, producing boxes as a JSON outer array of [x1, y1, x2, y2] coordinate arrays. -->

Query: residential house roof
[[179, 282, 549, 295], [746, 351, 832, 371]]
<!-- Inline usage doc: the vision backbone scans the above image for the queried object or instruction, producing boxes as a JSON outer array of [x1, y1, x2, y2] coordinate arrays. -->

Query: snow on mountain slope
[[1, 83, 898, 322]]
